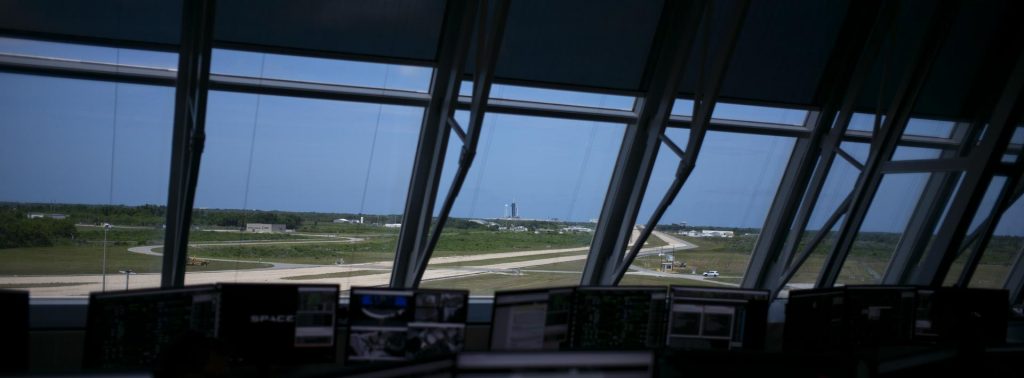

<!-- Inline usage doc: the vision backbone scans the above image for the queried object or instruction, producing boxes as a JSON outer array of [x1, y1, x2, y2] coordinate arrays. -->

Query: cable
[[358, 66, 392, 216], [235, 53, 268, 279], [467, 85, 504, 218], [565, 96, 606, 221]]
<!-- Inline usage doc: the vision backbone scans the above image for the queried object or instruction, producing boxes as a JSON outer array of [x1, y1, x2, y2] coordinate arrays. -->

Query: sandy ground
[[1, 231, 704, 296]]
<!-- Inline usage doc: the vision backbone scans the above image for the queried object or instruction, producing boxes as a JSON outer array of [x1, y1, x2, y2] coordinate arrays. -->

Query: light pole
[[101, 223, 111, 292], [118, 269, 135, 290]]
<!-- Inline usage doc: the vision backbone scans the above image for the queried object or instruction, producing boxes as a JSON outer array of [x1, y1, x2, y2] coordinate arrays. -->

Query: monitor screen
[[217, 283, 339, 366], [843, 286, 917, 347], [915, 287, 1008, 345], [0, 290, 28, 372], [83, 286, 219, 370], [347, 288, 468, 363], [570, 287, 667, 350], [784, 287, 845, 351], [666, 286, 769, 350], [490, 287, 574, 351]]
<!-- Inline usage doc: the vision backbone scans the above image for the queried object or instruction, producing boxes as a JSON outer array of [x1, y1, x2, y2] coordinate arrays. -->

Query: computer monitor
[[844, 286, 917, 347], [0, 290, 29, 373], [915, 287, 1008, 346], [785, 286, 917, 350], [784, 287, 845, 351], [347, 287, 468, 363], [456, 351, 654, 377], [490, 287, 574, 351], [217, 283, 339, 366], [83, 285, 219, 370], [666, 286, 769, 350], [570, 286, 667, 350]]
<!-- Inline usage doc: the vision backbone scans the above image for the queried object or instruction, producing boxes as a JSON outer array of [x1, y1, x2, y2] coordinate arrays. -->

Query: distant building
[[384, 223, 402, 228], [701, 230, 735, 238], [561, 226, 594, 233], [26, 213, 67, 220], [246, 223, 286, 233], [504, 200, 520, 218], [334, 217, 365, 224], [677, 229, 735, 238]]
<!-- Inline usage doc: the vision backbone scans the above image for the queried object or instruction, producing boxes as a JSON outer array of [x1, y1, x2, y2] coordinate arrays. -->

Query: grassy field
[[75, 226, 312, 245], [0, 245, 270, 275], [7, 214, 1020, 294], [188, 231, 595, 264]]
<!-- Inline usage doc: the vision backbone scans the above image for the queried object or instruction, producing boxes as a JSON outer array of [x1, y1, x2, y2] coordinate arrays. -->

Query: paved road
[[0, 229, 703, 296], [126, 238, 362, 270]]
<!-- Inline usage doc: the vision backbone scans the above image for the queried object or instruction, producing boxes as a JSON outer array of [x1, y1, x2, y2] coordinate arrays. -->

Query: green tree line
[[0, 209, 78, 248]]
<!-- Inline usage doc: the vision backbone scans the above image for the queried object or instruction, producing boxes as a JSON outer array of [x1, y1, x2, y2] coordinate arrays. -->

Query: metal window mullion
[[612, 0, 751, 285], [775, 192, 853, 294], [817, 2, 958, 288], [410, 0, 511, 286], [1005, 243, 1024, 304], [746, 0, 899, 291], [910, 51, 1024, 287], [581, 0, 708, 286], [957, 166, 1024, 286], [161, 0, 216, 288], [390, 0, 478, 288], [0, 51, 969, 152], [881, 122, 976, 284]]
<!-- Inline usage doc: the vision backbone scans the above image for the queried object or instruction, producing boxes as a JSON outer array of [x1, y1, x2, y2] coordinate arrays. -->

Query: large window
[[0, 71, 173, 296], [184, 90, 423, 290], [419, 112, 625, 294], [623, 129, 795, 287]]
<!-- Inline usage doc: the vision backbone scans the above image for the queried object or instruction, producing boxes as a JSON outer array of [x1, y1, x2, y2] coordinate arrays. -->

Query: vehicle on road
[[702, 270, 719, 278]]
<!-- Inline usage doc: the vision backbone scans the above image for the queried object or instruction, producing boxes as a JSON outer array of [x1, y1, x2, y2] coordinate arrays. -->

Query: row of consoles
[[0, 284, 1018, 377]]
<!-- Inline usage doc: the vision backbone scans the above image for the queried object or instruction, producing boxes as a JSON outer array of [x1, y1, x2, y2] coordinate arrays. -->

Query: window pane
[[969, 192, 1024, 289], [419, 113, 625, 294], [903, 118, 956, 139], [1003, 126, 1023, 163], [622, 131, 796, 287], [212, 49, 433, 93], [781, 156, 862, 293], [712, 103, 808, 126], [185, 91, 423, 290], [0, 72, 173, 296], [672, 99, 808, 126], [942, 176, 1006, 285], [835, 173, 931, 285]]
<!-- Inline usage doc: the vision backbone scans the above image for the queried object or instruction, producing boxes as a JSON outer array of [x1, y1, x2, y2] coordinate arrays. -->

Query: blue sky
[[0, 38, 1022, 235]]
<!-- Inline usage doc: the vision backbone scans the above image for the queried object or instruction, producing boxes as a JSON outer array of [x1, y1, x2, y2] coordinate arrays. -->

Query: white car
[[702, 270, 719, 278]]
